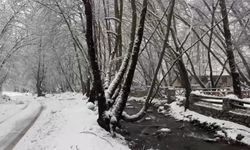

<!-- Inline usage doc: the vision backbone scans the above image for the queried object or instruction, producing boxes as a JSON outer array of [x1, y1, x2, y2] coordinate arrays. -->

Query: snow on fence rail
[[192, 88, 250, 98], [190, 93, 223, 105], [190, 92, 250, 110], [130, 86, 250, 103], [161, 87, 250, 98]]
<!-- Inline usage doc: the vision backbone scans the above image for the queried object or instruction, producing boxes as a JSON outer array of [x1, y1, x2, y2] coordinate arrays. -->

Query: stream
[[121, 100, 250, 150]]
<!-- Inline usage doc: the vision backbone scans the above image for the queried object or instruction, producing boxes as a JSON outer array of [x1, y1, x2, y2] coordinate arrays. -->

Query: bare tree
[[219, 0, 242, 98]]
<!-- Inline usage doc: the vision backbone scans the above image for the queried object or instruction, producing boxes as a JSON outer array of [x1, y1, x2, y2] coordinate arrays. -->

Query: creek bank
[[121, 100, 250, 150]]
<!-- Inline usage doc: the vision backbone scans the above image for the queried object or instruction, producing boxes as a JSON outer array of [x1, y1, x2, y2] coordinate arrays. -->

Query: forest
[[0, 0, 250, 150]]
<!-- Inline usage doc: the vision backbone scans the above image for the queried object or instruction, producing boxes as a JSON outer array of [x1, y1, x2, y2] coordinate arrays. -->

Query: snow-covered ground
[[0, 103, 27, 123], [3, 91, 249, 149], [0, 101, 42, 150], [0, 92, 31, 124], [0, 92, 129, 150], [169, 96, 250, 145]]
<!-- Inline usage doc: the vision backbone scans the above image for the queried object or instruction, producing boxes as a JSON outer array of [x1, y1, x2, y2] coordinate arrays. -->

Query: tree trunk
[[86, 75, 91, 97], [170, 22, 192, 110], [105, 0, 137, 100], [73, 43, 85, 95], [82, 0, 109, 131], [111, 0, 148, 126], [219, 0, 242, 98], [177, 58, 192, 110], [36, 38, 45, 97], [122, 0, 176, 122]]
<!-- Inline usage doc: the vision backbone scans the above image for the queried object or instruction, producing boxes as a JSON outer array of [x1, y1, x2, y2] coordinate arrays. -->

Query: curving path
[[0, 101, 42, 150]]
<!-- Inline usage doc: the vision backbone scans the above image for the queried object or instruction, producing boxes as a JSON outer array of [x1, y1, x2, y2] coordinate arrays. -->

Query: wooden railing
[[192, 88, 250, 98], [189, 93, 250, 128], [190, 93, 223, 105], [190, 93, 250, 110], [131, 86, 250, 99]]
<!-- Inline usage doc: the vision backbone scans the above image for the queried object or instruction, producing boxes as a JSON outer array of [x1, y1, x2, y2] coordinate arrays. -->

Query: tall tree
[[82, 0, 109, 131], [82, 0, 149, 132], [219, 0, 242, 98]]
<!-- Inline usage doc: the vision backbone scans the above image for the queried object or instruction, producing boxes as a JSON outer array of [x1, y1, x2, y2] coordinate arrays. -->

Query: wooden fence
[[190, 93, 250, 110], [189, 93, 250, 127], [190, 87, 250, 98]]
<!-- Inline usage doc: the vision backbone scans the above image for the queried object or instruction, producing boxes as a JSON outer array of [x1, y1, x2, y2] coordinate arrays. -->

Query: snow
[[158, 106, 164, 110], [191, 90, 202, 95], [157, 106, 167, 114], [9, 92, 129, 150], [0, 103, 27, 123], [169, 96, 250, 145], [3, 91, 36, 103], [128, 96, 168, 106], [200, 98, 222, 103], [0, 101, 42, 150], [225, 94, 238, 99], [0, 91, 33, 128], [245, 104, 250, 108], [191, 91, 224, 99], [0, 91, 42, 125], [158, 128, 171, 133], [87, 102, 96, 111]]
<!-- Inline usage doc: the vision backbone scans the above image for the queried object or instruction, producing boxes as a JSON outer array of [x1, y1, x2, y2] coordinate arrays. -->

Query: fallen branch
[[80, 131, 114, 147]]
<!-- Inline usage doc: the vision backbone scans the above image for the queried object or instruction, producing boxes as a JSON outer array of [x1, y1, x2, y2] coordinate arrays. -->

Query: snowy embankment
[[169, 96, 250, 145], [11, 92, 129, 150], [0, 100, 42, 150]]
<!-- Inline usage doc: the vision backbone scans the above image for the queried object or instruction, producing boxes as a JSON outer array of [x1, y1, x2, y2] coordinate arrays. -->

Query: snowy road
[[0, 103, 28, 124], [0, 92, 32, 124], [0, 93, 42, 150], [2, 92, 129, 150]]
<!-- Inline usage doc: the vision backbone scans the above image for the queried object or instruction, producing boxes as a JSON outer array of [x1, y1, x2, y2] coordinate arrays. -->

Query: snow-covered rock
[[153, 127, 171, 138], [157, 106, 167, 114], [87, 102, 96, 111], [157, 106, 164, 112], [145, 117, 152, 120], [158, 128, 171, 133]]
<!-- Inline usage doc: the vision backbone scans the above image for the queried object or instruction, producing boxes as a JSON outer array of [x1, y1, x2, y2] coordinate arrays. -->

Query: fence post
[[190, 93, 200, 105], [222, 98, 232, 111], [167, 88, 176, 103], [189, 93, 194, 105]]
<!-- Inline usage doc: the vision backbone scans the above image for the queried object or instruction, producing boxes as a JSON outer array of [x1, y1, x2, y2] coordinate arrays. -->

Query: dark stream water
[[121, 101, 250, 150]]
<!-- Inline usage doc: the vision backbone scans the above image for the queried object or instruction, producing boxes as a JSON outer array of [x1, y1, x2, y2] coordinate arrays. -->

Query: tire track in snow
[[0, 102, 43, 150], [0, 103, 29, 124]]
